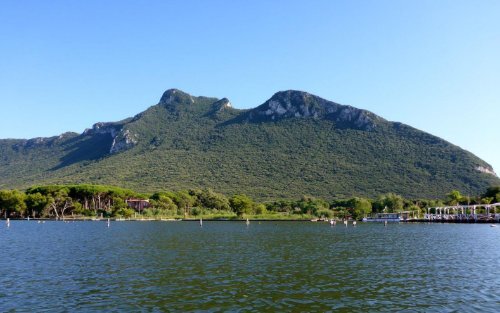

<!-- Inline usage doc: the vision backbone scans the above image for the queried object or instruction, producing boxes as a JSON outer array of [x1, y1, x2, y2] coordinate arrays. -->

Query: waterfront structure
[[362, 213, 402, 222], [126, 199, 151, 212], [425, 203, 500, 222]]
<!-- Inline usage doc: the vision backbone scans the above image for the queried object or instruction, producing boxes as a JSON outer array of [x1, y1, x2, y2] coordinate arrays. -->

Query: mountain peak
[[244, 90, 379, 130], [246, 90, 331, 120], [270, 89, 313, 102], [159, 88, 194, 105]]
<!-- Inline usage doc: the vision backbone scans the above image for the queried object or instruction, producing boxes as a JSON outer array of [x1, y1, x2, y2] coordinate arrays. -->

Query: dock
[[406, 202, 500, 223]]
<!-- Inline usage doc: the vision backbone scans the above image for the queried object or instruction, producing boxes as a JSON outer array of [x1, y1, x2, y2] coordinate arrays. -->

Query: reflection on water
[[0, 221, 498, 312]]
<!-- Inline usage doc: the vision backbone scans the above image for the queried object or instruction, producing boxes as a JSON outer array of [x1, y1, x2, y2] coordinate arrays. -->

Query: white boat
[[362, 213, 402, 222]]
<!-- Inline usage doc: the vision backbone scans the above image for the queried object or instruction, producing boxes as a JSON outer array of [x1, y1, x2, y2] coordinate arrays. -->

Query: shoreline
[[3, 218, 499, 223]]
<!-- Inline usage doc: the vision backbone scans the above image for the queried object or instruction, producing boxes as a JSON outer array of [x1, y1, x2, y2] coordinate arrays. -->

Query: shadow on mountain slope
[[51, 134, 113, 171]]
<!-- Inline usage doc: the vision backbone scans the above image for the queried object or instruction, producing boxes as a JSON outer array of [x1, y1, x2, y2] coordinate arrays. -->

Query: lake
[[0, 221, 498, 312]]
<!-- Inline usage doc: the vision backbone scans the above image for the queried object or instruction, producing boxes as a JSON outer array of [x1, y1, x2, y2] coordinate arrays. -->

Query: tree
[[115, 207, 135, 218], [173, 191, 195, 218], [25, 192, 49, 218], [150, 196, 178, 212], [254, 204, 267, 215], [0, 190, 27, 218], [481, 197, 493, 205], [196, 188, 230, 211], [266, 200, 293, 213], [483, 186, 500, 199], [46, 189, 73, 219], [447, 190, 463, 205], [297, 196, 329, 216], [373, 193, 404, 213], [230, 194, 254, 217], [348, 197, 372, 219], [406, 204, 423, 218]]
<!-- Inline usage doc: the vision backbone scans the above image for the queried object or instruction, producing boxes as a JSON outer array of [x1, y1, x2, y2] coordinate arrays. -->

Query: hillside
[[1, 89, 498, 200]]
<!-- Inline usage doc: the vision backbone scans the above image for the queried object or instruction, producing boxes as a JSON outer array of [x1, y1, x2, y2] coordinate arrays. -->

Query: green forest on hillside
[[0, 89, 498, 200]]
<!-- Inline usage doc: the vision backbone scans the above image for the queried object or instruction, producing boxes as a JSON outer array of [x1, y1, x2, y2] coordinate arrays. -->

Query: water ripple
[[0, 221, 499, 312]]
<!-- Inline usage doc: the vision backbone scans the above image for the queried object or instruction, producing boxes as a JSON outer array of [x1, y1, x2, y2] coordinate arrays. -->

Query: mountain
[[1, 89, 498, 200]]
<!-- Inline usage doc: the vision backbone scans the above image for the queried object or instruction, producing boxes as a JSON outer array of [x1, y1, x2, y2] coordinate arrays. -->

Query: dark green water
[[0, 221, 498, 312]]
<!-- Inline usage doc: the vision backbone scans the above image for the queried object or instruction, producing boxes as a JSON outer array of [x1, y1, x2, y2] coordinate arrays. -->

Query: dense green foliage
[[483, 186, 500, 203], [0, 89, 498, 200], [1, 184, 497, 220]]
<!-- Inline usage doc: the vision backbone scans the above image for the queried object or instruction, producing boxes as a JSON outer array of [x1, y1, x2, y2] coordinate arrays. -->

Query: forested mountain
[[1, 89, 498, 200]]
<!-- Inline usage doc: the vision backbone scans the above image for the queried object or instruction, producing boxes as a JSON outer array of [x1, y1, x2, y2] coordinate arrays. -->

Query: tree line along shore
[[0, 184, 499, 221]]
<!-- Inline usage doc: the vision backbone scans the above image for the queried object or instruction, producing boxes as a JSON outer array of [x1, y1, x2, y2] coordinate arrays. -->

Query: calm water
[[0, 221, 499, 312]]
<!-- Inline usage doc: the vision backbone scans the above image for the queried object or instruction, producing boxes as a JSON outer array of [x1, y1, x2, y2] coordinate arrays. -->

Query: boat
[[362, 213, 402, 222]]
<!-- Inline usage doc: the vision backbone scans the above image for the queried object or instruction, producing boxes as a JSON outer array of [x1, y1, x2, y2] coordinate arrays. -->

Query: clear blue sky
[[1, 0, 499, 172]]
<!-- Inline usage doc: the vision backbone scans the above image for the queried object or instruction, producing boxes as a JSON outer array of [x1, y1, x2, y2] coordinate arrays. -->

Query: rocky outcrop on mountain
[[83, 122, 120, 137], [13, 132, 78, 150], [110, 129, 138, 154], [476, 166, 497, 177], [245, 90, 380, 130], [212, 98, 232, 111], [82, 122, 137, 154]]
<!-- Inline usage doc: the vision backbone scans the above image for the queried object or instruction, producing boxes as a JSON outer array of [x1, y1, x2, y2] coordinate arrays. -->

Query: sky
[[1, 0, 499, 172]]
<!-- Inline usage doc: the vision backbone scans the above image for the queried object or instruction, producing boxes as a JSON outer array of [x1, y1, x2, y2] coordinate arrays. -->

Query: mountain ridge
[[0, 89, 497, 199]]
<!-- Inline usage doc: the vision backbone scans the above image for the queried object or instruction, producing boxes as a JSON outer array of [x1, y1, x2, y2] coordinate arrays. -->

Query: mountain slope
[[0, 89, 498, 200]]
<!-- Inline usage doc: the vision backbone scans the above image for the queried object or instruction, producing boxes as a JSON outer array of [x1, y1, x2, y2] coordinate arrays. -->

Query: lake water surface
[[0, 221, 499, 312]]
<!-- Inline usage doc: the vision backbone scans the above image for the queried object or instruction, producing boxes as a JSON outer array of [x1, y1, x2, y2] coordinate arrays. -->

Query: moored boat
[[362, 213, 402, 222]]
